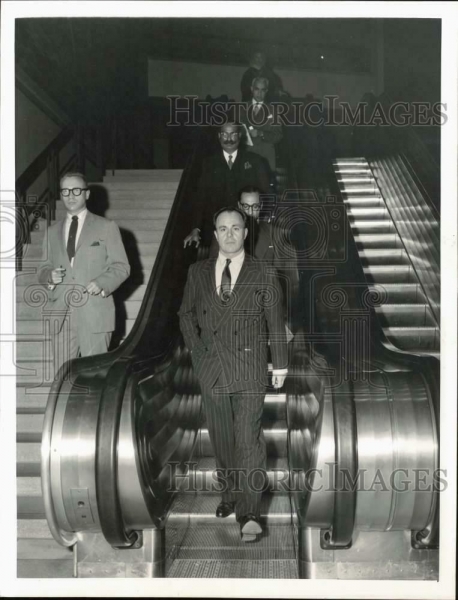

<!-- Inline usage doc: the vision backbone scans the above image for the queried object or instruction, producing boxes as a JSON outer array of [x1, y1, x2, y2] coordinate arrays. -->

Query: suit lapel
[[75, 211, 94, 255], [59, 218, 72, 270], [200, 258, 224, 318]]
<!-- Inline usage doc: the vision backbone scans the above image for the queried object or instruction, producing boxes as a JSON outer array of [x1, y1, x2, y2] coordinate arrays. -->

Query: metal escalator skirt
[[304, 371, 436, 532]]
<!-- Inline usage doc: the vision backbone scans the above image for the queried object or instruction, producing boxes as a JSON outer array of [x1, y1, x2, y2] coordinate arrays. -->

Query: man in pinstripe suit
[[179, 207, 288, 542]]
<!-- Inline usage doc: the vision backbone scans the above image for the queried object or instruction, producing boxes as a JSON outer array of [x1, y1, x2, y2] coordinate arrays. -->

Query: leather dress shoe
[[239, 514, 262, 542], [216, 501, 235, 518]]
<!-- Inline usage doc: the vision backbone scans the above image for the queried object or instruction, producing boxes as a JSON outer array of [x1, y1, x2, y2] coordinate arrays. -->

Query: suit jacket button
[[238, 347, 241, 351], [203, 310, 207, 314], [214, 330, 217, 335], [234, 331, 238, 335]]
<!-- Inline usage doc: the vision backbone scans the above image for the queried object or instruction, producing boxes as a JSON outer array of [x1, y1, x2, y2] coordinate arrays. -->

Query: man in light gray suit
[[38, 172, 130, 375]]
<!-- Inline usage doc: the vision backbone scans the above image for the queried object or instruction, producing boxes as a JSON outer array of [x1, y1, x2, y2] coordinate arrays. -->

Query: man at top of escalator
[[240, 50, 285, 103], [241, 76, 283, 172], [183, 122, 270, 249]]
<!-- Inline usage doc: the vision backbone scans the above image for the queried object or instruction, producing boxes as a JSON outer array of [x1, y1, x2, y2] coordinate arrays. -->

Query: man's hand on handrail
[[184, 228, 201, 248]]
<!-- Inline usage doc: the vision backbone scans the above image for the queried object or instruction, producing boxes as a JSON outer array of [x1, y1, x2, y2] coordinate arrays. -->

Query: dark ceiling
[[15, 18, 441, 121], [16, 18, 379, 119]]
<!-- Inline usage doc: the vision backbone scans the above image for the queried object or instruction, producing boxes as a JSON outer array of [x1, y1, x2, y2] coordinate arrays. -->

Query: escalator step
[[167, 493, 295, 526], [166, 558, 297, 578], [166, 523, 296, 561]]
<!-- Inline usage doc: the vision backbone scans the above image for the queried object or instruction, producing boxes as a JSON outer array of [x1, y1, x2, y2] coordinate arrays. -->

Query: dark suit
[[241, 102, 283, 171], [179, 254, 288, 519], [38, 210, 130, 370], [197, 149, 270, 245]]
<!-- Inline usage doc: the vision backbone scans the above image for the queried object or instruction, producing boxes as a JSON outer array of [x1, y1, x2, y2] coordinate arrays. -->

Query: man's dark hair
[[213, 206, 247, 230], [238, 185, 262, 202]]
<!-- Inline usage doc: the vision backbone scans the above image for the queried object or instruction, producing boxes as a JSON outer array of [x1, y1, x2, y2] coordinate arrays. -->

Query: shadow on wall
[[88, 183, 144, 350]]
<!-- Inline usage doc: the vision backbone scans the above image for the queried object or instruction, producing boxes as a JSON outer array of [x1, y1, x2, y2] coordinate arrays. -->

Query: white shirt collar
[[66, 207, 88, 221], [252, 99, 264, 106], [217, 249, 245, 266], [223, 149, 238, 162]]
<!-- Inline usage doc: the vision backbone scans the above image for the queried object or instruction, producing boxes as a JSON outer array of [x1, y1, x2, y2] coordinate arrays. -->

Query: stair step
[[375, 304, 434, 327], [335, 168, 371, 175], [363, 265, 415, 284], [350, 220, 394, 233], [55, 207, 173, 221], [347, 207, 388, 219], [17, 443, 41, 476], [359, 249, 409, 265], [16, 359, 55, 388], [367, 284, 425, 304], [194, 422, 287, 457], [353, 233, 401, 249], [103, 168, 183, 179], [17, 413, 45, 442], [123, 301, 142, 320], [17, 478, 44, 519], [23, 228, 166, 245], [116, 283, 148, 302], [17, 386, 51, 413], [100, 181, 179, 191], [17, 538, 73, 560], [340, 183, 378, 194], [168, 493, 295, 527], [334, 158, 367, 165], [18, 519, 53, 538], [383, 326, 440, 351], [343, 197, 384, 207]]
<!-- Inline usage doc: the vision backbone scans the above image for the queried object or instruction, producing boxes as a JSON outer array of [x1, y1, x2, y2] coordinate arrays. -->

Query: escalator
[[39, 128, 440, 579]]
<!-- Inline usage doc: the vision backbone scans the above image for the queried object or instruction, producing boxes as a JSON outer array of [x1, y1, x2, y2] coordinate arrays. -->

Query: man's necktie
[[67, 216, 78, 261], [227, 155, 233, 170], [220, 259, 232, 301], [254, 103, 261, 116]]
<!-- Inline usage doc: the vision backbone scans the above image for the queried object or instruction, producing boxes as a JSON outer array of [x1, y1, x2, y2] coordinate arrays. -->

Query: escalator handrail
[[91, 129, 210, 546]]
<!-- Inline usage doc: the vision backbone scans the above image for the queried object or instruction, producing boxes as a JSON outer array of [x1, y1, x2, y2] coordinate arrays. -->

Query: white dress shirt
[[223, 149, 238, 167], [215, 250, 287, 377]]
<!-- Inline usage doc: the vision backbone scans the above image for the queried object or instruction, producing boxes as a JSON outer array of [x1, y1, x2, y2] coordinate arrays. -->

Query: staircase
[[164, 382, 298, 578], [333, 158, 439, 356], [16, 169, 182, 578]]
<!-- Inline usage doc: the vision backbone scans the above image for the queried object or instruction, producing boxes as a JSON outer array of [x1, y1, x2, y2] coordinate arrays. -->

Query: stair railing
[[15, 123, 100, 271]]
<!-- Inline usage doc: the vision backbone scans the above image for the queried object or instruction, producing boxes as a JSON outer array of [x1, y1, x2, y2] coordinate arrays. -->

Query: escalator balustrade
[[333, 157, 440, 356]]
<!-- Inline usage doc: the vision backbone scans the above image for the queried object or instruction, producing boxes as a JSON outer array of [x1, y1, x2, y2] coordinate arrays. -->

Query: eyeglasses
[[61, 188, 88, 197], [240, 203, 261, 211], [220, 132, 240, 141]]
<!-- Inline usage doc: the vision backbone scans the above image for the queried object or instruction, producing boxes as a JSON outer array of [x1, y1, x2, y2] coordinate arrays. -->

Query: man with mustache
[[183, 122, 270, 249]]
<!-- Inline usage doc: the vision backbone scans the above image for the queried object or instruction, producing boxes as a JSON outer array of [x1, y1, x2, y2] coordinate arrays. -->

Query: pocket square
[[90, 241, 100, 247]]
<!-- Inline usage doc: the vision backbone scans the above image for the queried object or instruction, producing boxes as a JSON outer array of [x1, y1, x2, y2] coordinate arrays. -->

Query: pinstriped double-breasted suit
[[179, 254, 288, 519]]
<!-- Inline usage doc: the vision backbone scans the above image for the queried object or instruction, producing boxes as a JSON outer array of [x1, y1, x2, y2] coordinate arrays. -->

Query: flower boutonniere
[[244, 161, 252, 170]]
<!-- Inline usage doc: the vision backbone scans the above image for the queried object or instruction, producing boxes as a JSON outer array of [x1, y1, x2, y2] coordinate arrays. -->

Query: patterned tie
[[220, 259, 232, 301], [254, 102, 261, 116], [67, 215, 78, 261], [227, 155, 233, 170]]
